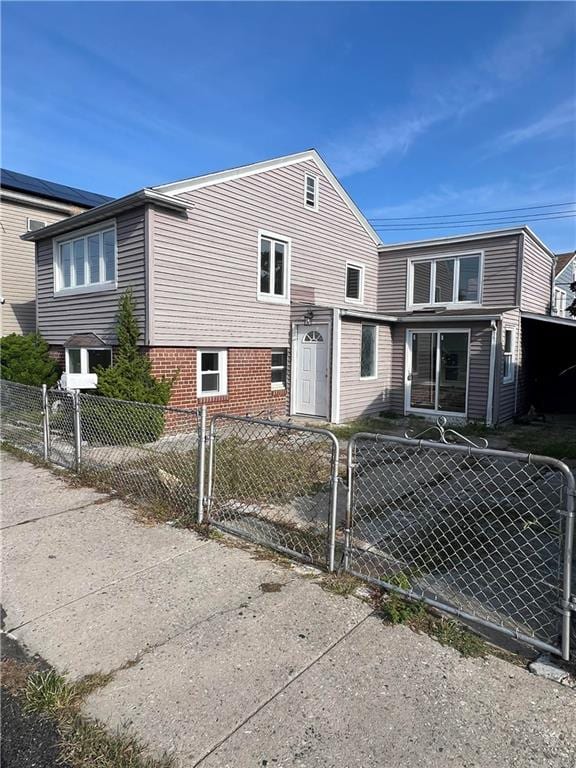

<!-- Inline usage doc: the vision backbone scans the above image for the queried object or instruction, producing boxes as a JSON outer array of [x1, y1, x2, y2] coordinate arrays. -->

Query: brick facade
[[49, 345, 66, 370], [148, 346, 288, 416]]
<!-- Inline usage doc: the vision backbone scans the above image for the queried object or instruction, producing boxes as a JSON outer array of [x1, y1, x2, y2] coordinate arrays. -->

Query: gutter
[[1, 188, 78, 215], [21, 188, 189, 242]]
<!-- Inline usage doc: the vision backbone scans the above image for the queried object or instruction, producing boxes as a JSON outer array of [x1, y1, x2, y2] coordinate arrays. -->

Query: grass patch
[[3, 662, 172, 768], [320, 573, 362, 597], [330, 417, 400, 440], [508, 432, 576, 460]]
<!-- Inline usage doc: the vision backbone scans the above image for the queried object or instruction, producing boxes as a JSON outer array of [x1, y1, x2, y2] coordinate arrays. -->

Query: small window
[[197, 350, 227, 397], [66, 348, 112, 375], [360, 325, 377, 379], [345, 263, 364, 303], [258, 233, 289, 302], [27, 218, 47, 232], [503, 329, 515, 383], [304, 174, 318, 210], [271, 349, 287, 389], [303, 330, 324, 343]]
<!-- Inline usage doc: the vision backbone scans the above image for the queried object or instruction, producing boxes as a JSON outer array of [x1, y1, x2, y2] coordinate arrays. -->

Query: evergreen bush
[[0, 333, 60, 387]]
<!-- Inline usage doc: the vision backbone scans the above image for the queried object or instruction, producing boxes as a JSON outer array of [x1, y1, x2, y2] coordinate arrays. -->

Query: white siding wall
[[151, 158, 379, 347]]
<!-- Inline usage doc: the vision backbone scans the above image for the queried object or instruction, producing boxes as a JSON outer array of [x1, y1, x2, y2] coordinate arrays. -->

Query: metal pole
[[326, 435, 339, 573], [196, 406, 207, 524], [560, 469, 575, 661], [205, 418, 216, 518], [42, 384, 50, 462], [343, 436, 355, 572], [72, 390, 82, 473]]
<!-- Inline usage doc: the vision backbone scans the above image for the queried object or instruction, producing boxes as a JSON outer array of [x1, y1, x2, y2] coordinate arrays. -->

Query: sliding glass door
[[408, 331, 469, 415]]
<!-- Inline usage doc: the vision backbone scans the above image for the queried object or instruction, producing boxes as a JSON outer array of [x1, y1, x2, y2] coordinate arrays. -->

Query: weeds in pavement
[[320, 573, 362, 597], [432, 619, 487, 658], [24, 669, 78, 716]]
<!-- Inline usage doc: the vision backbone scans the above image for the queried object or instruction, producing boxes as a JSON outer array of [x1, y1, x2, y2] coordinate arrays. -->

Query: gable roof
[[1, 168, 113, 209], [555, 251, 575, 277], [153, 149, 382, 246]]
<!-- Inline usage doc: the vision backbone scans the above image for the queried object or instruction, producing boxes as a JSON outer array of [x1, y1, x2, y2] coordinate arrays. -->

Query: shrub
[[0, 333, 60, 387], [81, 397, 165, 445]]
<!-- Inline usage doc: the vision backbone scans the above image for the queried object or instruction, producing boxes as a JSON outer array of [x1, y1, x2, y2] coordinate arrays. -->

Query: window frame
[[345, 262, 365, 304], [407, 250, 484, 310], [257, 230, 291, 305], [502, 327, 515, 384], [65, 347, 113, 375], [360, 324, 378, 380], [271, 348, 287, 390], [553, 287, 567, 316], [196, 349, 228, 398], [53, 220, 117, 296], [27, 217, 47, 232], [304, 173, 319, 211]]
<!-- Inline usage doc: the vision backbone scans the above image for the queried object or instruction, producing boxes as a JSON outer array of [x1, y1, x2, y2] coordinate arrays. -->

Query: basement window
[[197, 349, 228, 397], [271, 349, 287, 390], [66, 348, 112, 374]]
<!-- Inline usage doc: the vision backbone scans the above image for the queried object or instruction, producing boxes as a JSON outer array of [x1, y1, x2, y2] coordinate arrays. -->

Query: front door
[[295, 324, 329, 417], [407, 330, 469, 416]]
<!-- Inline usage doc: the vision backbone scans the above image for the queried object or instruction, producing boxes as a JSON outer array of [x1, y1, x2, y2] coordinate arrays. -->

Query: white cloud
[[326, 5, 575, 178], [493, 100, 576, 151]]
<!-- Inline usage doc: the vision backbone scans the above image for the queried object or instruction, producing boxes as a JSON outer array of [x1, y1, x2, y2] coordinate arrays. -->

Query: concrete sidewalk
[[1, 451, 575, 767]]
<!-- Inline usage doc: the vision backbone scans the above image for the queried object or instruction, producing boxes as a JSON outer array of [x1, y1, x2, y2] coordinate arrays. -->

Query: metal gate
[[206, 415, 340, 569], [345, 429, 575, 660]]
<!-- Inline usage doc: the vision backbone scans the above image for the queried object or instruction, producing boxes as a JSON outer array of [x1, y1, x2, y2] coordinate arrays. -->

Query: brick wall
[[49, 345, 65, 369], [148, 347, 288, 416]]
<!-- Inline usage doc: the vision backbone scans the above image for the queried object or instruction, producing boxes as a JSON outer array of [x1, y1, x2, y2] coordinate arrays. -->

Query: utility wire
[[372, 211, 576, 228], [373, 213, 576, 231], [368, 200, 576, 222]]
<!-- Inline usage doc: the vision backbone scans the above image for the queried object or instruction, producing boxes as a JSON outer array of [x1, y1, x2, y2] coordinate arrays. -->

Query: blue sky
[[2, 1, 575, 250]]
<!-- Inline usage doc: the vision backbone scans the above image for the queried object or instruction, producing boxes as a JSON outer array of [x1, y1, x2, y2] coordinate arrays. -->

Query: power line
[[373, 211, 576, 228], [373, 213, 576, 231], [368, 200, 576, 222]]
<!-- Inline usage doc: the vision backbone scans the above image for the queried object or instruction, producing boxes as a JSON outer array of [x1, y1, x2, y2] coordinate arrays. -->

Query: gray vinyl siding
[[151, 158, 378, 347], [339, 319, 392, 421], [0, 197, 80, 335], [520, 233, 554, 314], [494, 309, 525, 424], [378, 235, 521, 313], [36, 207, 146, 345], [387, 322, 493, 422]]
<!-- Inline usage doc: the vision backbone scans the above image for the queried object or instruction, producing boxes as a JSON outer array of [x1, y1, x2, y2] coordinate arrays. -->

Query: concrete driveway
[[1, 451, 575, 767]]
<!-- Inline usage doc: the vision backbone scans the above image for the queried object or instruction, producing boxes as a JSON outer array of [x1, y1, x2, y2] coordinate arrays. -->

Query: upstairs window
[[197, 350, 227, 397], [271, 349, 287, 389], [360, 324, 377, 379], [27, 218, 47, 232], [409, 253, 481, 307], [55, 223, 116, 293], [345, 263, 364, 303], [503, 329, 515, 383], [304, 174, 318, 210], [258, 232, 289, 302]]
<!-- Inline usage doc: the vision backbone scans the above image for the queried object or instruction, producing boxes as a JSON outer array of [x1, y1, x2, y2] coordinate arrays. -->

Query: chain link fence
[[345, 433, 575, 660], [0, 380, 45, 458], [206, 415, 339, 569]]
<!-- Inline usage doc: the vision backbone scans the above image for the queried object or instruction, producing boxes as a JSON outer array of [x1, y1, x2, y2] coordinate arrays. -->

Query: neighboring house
[[552, 251, 575, 318], [0, 169, 112, 335], [22, 150, 576, 424]]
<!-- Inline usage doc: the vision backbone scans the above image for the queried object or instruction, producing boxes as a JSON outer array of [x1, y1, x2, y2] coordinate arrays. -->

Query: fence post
[[196, 406, 207, 524], [326, 437, 340, 573], [72, 390, 82, 473], [561, 472, 575, 661], [42, 384, 50, 462]]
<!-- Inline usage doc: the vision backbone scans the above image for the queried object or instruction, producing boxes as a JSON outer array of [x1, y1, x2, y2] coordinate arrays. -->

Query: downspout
[[330, 308, 341, 424], [486, 319, 498, 426]]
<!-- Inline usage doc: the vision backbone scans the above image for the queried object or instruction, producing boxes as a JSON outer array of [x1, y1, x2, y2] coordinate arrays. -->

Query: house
[[21, 150, 575, 424], [552, 251, 575, 318], [0, 169, 112, 335]]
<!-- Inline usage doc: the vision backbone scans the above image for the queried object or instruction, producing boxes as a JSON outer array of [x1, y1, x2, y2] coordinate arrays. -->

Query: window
[[271, 349, 287, 389], [55, 223, 116, 293], [304, 174, 318, 210], [554, 288, 567, 316], [258, 232, 289, 302], [197, 350, 227, 397], [27, 218, 47, 232], [345, 263, 364, 303], [303, 330, 324, 342], [503, 329, 515, 383], [65, 348, 112, 375], [409, 253, 481, 307], [360, 325, 377, 379]]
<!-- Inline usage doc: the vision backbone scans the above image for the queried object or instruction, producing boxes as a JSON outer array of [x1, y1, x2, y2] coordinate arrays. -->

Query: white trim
[[406, 250, 484, 310], [345, 261, 365, 304], [292, 321, 331, 419], [522, 312, 576, 327], [554, 254, 576, 282], [257, 230, 291, 304], [27, 217, 47, 232], [196, 349, 228, 398], [53, 219, 117, 295], [304, 173, 319, 211], [486, 320, 498, 426], [360, 323, 378, 380], [330, 308, 341, 424], [404, 328, 471, 418], [153, 149, 382, 246], [271, 348, 287, 391], [553, 287, 568, 316], [65, 346, 113, 375], [502, 327, 515, 384], [289, 323, 298, 416]]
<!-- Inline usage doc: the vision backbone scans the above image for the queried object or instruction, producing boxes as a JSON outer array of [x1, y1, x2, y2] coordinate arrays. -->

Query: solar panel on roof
[[0, 168, 113, 208]]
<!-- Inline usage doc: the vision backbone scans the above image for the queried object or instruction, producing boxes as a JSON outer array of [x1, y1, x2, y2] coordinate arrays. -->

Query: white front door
[[295, 324, 329, 417]]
